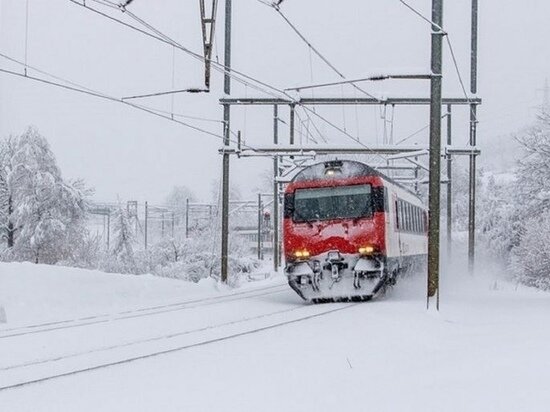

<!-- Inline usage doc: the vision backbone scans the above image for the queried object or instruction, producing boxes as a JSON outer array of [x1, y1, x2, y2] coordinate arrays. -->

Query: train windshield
[[293, 184, 372, 222]]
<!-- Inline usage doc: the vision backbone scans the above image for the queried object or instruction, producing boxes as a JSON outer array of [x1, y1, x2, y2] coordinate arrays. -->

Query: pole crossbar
[[220, 97, 481, 106], [219, 145, 480, 157]]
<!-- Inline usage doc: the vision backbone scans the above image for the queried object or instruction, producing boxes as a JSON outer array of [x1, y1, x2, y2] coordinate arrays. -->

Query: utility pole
[[106, 212, 110, 251], [468, 0, 478, 274], [220, 0, 232, 283], [446, 104, 452, 260], [171, 211, 175, 238], [273, 104, 280, 271], [185, 198, 190, 238], [257, 194, 262, 260], [289, 104, 295, 145], [144, 201, 148, 250], [427, 0, 443, 307]]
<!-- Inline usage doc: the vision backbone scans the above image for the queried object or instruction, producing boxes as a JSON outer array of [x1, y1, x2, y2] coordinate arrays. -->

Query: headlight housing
[[358, 245, 375, 255], [293, 249, 311, 259]]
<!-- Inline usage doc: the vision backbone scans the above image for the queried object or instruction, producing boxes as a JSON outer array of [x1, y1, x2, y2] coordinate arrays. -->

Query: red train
[[283, 160, 428, 303]]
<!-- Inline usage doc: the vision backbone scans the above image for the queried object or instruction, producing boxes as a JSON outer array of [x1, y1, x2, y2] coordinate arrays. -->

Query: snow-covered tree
[[511, 209, 550, 290], [165, 185, 196, 208], [514, 112, 550, 216], [164, 185, 195, 234], [109, 204, 137, 273], [477, 175, 521, 260], [2, 127, 91, 263], [0, 136, 17, 249]]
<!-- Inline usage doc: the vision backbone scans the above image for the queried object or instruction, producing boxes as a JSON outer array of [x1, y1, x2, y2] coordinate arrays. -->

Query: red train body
[[283, 160, 427, 302]]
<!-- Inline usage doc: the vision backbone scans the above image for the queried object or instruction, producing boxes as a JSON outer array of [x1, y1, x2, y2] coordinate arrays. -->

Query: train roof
[[291, 159, 419, 197]]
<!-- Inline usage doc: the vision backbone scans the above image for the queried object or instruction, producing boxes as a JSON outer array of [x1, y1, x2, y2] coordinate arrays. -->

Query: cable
[[24, 0, 30, 75], [398, 0, 446, 34], [256, 0, 381, 102], [73, 0, 388, 160], [71, 0, 288, 101], [394, 113, 449, 145], [0, 62, 251, 148], [398, 0, 479, 146]]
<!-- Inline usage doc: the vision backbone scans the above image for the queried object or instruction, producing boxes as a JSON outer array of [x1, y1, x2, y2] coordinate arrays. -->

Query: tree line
[[0, 127, 256, 284]]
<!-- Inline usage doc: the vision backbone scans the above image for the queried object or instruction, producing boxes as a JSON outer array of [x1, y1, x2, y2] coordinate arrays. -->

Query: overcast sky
[[1, 0, 549, 204]]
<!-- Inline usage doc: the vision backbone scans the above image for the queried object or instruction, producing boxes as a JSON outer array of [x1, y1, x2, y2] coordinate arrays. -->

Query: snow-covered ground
[[0, 261, 549, 411]]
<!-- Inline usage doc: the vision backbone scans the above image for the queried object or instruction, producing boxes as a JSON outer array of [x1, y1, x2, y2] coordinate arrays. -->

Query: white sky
[[1, 0, 549, 203]]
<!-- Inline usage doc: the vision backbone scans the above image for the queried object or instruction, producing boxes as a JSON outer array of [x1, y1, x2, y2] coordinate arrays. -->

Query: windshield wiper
[[293, 210, 314, 228]]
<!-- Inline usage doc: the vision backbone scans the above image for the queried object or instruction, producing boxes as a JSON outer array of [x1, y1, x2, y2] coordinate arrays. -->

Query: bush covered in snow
[[510, 209, 550, 290]]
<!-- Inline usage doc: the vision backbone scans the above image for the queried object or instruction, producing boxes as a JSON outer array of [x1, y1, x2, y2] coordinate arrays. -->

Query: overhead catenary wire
[[24, 0, 30, 75], [71, 0, 289, 101], [72, 0, 389, 161], [398, 0, 446, 34], [0, 52, 223, 124], [256, 0, 382, 102], [397, 0, 479, 144], [0, 60, 253, 148]]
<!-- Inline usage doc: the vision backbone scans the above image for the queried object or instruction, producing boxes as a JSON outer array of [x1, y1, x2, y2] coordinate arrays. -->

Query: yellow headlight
[[359, 245, 375, 255], [294, 250, 310, 259]]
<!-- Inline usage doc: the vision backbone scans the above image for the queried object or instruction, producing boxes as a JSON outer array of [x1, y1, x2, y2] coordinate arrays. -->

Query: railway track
[[0, 283, 289, 339], [0, 301, 358, 391]]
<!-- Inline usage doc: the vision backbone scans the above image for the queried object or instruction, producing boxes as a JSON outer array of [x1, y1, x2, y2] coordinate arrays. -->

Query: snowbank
[[0, 262, 275, 327]]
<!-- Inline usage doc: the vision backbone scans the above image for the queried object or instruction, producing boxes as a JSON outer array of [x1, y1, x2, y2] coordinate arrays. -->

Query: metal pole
[[144, 201, 148, 250], [289, 104, 295, 145], [185, 198, 190, 238], [414, 156, 419, 194], [257, 193, 262, 260], [221, 0, 232, 283], [273, 105, 280, 271], [446, 105, 452, 260], [107, 212, 110, 251], [427, 0, 443, 307], [171, 211, 175, 238], [468, 0, 478, 274]]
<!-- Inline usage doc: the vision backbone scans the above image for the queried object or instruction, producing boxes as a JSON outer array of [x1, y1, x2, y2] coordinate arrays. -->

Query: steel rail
[[0, 303, 357, 391]]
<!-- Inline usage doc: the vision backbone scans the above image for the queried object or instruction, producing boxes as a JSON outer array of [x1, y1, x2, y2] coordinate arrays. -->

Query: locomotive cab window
[[292, 184, 373, 222]]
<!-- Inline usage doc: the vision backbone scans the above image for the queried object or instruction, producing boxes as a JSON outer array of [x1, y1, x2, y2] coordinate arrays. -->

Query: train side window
[[399, 200, 407, 230], [384, 187, 389, 212], [402, 201, 407, 231], [395, 200, 400, 229], [405, 202, 411, 232]]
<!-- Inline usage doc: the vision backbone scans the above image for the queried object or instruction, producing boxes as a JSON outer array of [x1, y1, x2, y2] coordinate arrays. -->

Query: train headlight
[[294, 249, 311, 259], [358, 245, 375, 255]]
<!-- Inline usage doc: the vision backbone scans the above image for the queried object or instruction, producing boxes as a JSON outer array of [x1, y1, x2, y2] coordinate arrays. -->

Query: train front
[[283, 160, 387, 303]]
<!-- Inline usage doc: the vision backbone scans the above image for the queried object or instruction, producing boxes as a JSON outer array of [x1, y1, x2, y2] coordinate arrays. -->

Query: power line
[[256, 0, 381, 102], [0, 59, 253, 148], [397, 0, 478, 146], [72, 0, 389, 161], [0, 52, 222, 125], [74, 0, 288, 101], [398, 0, 446, 34]]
